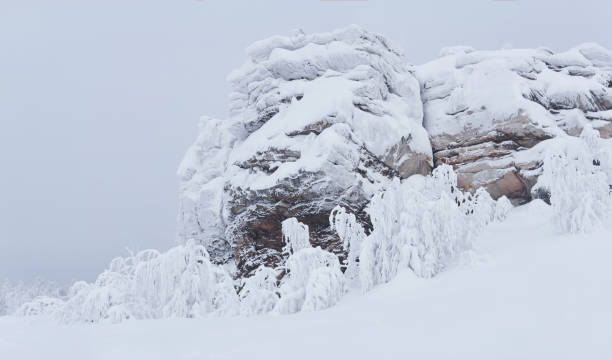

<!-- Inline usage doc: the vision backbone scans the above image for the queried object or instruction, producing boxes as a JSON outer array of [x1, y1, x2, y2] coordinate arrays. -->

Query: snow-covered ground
[[1, 200, 610, 360]]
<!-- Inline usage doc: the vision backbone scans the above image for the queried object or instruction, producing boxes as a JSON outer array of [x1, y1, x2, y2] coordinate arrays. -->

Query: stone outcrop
[[179, 27, 612, 278], [416, 44, 612, 203], [179, 26, 432, 277]]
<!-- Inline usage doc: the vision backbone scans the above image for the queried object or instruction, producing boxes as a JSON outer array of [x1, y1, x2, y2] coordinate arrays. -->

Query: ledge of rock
[[416, 44, 612, 203]]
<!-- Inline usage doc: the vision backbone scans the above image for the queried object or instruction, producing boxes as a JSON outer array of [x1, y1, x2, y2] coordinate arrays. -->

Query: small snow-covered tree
[[274, 247, 344, 314], [472, 188, 497, 227], [274, 218, 344, 314], [41, 240, 240, 323], [0, 278, 65, 316], [281, 217, 311, 255], [360, 166, 469, 289], [538, 128, 611, 233], [15, 296, 65, 317], [333, 165, 505, 292], [239, 266, 279, 316], [302, 266, 345, 312], [329, 206, 366, 284], [494, 196, 513, 222]]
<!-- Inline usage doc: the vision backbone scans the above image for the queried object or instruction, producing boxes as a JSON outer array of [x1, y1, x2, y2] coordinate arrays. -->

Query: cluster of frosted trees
[[241, 218, 345, 315], [332, 165, 511, 291], [536, 126, 612, 233], [9, 130, 612, 323], [13, 134, 611, 323], [36, 241, 239, 323], [14, 165, 512, 323], [0, 278, 66, 316]]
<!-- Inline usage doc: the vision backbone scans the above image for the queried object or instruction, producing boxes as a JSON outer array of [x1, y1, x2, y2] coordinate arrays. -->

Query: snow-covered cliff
[[179, 26, 432, 277], [417, 44, 612, 202], [179, 26, 612, 278]]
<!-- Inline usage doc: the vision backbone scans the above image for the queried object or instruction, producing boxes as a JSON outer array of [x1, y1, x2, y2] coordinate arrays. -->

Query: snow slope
[[2, 200, 610, 360]]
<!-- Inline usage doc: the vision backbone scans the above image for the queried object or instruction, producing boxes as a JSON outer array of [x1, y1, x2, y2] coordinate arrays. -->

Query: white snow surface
[[2, 200, 611, 359]]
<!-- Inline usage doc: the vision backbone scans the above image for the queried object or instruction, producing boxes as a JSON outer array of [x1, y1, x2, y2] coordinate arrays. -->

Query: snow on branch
[[536, 126, 612, 233], [281, 217, 311, 255], [329, 206, 366, 284], [239, 266, 279, 316], [332, 165, 511, 292], [275, 218, 345, 314], [1, 278, 66, 316], [18, 241, 240, 323], [16, 172, 512, 322]]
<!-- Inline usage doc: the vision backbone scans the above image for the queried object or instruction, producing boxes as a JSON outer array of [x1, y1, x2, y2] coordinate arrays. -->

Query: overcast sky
[[1, 0, 610, 284]]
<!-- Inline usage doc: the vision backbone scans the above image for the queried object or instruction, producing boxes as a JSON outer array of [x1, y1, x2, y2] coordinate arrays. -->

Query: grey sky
[[1, 0, 610, 283]]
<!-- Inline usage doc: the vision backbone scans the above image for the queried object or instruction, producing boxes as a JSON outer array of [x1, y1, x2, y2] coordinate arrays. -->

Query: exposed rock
[[180, 26, 432, 277], [586, 110, 612, 138], [179, 28, 612, 278], [416, 44, 612, 203]]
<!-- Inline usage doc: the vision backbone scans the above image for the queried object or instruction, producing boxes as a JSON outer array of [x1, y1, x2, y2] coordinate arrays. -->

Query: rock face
[[416, 44, 612, 203], [178, 117, 245, 265], [179, 26, 612, 278], [179, 26, 432, 277]]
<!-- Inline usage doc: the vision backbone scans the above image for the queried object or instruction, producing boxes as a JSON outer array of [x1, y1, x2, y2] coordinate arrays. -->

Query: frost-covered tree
[[274, 247, 344, 314], [281, 217, 311, 256], [301, 266, 345, 312], [494, 196, 513, 222], [329, 206, 366, 284], [332, 165, 507, 292], [239, 266, 279, 316], [274, 218, 344, 314], [239, 218, 346, 316], [19, 240, 240, 323], [15, 168, 514, 322], [360, 166, 467, 289], [15, 296, 65, 317], [537, 128, 612, 233], [0, 278, 65, 316]]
